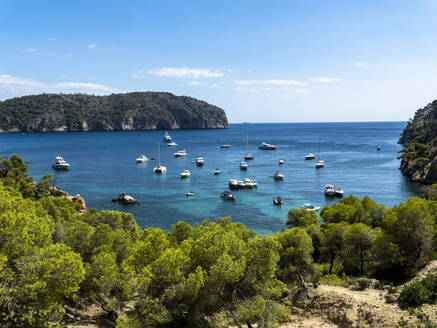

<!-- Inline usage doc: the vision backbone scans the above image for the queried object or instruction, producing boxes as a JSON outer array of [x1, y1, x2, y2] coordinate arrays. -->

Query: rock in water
[[113, 192, 138, 205]]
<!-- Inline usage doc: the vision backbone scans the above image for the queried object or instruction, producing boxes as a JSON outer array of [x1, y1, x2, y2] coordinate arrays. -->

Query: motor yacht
[[240, 161, 248, 170], [316, 160, 325, 168], [180, 170, 191, 178], [220, 191, 236, 200], [174, 149, 187, 157], [273, 196, 283, 205], [186, 192, 195, 197], [258, 142, 276, 150], [325, 184, 335, 196], [214, 168, 221, 175], [229, 178, 258, 189], [305, 153, 316, 160], [163, 131, 172, 142], [273, 171, 284, 180], [167, 141, 177, 147], [136, 155, 148, 163], [301, 203, 320, 211], [244, 153, 254, 160], [220, 143, 231, 148], [279, 159, 284, 165], [52, 156, 70, 170], [334, 187, 344, 197], [196, 156, 204, 166]]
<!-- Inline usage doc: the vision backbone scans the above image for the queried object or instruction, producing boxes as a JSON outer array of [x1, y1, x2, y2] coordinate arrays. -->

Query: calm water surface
[[0, 122, 418, 234]]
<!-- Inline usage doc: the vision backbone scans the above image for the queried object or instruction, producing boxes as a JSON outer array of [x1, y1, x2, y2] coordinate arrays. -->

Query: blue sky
[[1, 0, 437, 122]]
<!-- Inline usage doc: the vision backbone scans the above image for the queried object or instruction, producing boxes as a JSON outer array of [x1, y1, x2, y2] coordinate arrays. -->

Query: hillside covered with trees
[[0, 92, 229, 133], [0, 154, 435, 327]]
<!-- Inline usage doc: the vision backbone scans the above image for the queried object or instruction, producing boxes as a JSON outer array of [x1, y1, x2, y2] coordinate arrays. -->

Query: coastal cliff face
[[0, 92, 229, 132], [399, 100, 437, 184]]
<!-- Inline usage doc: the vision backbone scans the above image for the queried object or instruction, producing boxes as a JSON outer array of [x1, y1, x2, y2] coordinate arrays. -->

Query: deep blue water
[[0, 122, 419, 234]]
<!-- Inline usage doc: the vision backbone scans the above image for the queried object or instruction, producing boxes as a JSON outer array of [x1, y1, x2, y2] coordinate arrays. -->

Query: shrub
[[399, 275, 437, 307]]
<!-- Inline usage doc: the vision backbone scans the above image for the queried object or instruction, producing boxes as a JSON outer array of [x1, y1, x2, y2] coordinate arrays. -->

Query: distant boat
[[301, 203, 320, 211], [174, 149, 187, 157], [315, 137, 324, 168], [186, 192, 195, 197], [334, 187, 344, 197], [279, 159, 284, 165], [220, 191, 236, 201], [258, 142, 276, 150], [214, 168, 221, 175], [180, 170, 191, 178], [229, 178, 258, 189], [377, 146, 382, 151], [163, 131, 172, 142], [305, 153, 316, 160], [52, 156, 70, 170], [220, 143, 231, 148], [167, 141, 177, 147], [196, 156, 204, 166], [136, 155, 148, 163], [244, 133, 254, 160], [240, 161, 248, 170], [273, 196, 283, 205], [325, 184, 335, 196], [273, 171, 284, 180], [153, 144, 167, 173]]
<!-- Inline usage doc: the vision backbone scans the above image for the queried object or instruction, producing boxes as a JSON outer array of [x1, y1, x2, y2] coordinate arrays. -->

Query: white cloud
[[296, 88, 311, 94], [22, 48, 37, 53], [354, 61, 366, 67], [310, 77, 341, 83], [132, 69, 145, 79], [233, 79, 307, 86], [0, 74, 122, 100], [49, 38, 57, 41], [189, 81, 206, 85], [88, 44, 96, 49], [148, 67, 224, 78]]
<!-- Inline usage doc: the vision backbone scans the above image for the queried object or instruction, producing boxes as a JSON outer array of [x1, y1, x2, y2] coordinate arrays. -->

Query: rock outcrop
[[0, 92, 228, 132], [67, 194, 86, 213], [112, 192, 138, 205]]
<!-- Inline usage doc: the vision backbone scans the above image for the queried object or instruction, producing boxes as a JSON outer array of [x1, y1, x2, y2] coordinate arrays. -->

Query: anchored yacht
[[174, 149, 187, 157], [325, 184, 335, 196], [180, 170, 191, 178], [163, 131, 172, 142], [136, 155, 148, 163], [273, 171, 284, 180], [153, 144, 167, 173], [196, 156, 204, 166], [240, 161, 248, 170], [301, 203, 320, 211], [305, 153, 316, 160], [52, 156, 70, 170], [258, 142, 276, 150]]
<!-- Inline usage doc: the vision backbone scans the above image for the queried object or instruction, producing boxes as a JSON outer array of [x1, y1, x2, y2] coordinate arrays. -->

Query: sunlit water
[[0, 122, 419, 234]]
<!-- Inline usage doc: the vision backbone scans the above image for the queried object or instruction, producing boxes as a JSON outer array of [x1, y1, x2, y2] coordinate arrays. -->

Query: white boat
[[334, 187, 344, 197], [196, 156, 204, 166], [220, 191, 236, 200], [180, 170, 191, 178], [214, 168, 221, 175], [167, 141, 177, 147], [244, 133, 254, 160], [243, 178, 258, 188], [279, 159, 284, 165], [273, 196, 283, 205], [240, 161, 248, 170], [153, 144, 167, 173], [325, 184, 335, 196], [220, 143, 231, 148], [136, 155, 148, 163], [229, 178, 258, 189], [315, 137, 324, 168], [305, 153, 316, 160], [186, 192, 195, 197], [301, 203, 320, 211], [163, 131, 172, 142], [258, 142, 276, 150], [174, 149, 187, 157], [273, 171, 284, 180], [52, 156, 70, 170]]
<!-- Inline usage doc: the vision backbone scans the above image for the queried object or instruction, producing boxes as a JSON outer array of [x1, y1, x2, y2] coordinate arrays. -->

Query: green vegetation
[[399, 276, 437, 308], [0, 154, 436, 327]]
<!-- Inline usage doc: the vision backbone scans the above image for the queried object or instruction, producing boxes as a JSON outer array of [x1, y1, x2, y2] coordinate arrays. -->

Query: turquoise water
[[0, 122, 418, 234]]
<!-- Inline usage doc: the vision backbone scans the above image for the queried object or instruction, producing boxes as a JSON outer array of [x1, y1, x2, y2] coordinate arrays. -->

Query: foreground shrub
[[399, 275, 437, 308]]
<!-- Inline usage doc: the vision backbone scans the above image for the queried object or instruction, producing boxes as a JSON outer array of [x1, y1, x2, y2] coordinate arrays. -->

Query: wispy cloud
[[234, 86, 272, 93], [310, 77, 341, 83], [189, 81, 206, 85], [0, 74, 122, 100], [88, 44, 96, 49], [132, 69, 145, 79], [22, 48, 38, 53], [49, 38, 57, 41], [148, 67, 224, 78], [353, 61, 366, 67], [233, 79, 307, 86], [296, 88, 311, 94]]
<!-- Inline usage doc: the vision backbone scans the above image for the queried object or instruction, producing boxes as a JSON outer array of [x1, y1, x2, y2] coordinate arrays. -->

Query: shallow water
[[0, 122, 418, 234]]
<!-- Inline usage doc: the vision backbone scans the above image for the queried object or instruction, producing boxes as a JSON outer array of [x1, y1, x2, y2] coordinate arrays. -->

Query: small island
[[0, 92, 229, 132]]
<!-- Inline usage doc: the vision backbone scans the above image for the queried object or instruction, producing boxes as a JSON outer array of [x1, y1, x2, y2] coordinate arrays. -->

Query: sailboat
[[244, 133, 254, 160], [315, 137, 324, 168], [153, 144, 167, 173]]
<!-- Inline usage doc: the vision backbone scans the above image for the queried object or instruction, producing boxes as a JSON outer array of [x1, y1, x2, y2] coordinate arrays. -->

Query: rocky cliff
[[0, 92, 228, 132], [399, 100, 437, 184]]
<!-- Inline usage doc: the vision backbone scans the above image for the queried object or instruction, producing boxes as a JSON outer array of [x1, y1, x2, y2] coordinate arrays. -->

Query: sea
[[0, 122, 419, 234]]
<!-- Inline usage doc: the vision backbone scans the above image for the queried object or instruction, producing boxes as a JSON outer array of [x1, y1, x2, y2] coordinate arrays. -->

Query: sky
[[1, 0, 437, 123]]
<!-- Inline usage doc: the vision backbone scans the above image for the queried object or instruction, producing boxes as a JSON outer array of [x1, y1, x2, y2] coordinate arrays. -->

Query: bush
[[399, 275, 437, 307], [318, 274, 349, 286]]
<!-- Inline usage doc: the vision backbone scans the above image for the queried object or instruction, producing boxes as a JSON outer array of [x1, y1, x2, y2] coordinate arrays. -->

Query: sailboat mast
[[318, 137, 320, 161], [158, 143, 160, 165], [246, 133, 248, 154]]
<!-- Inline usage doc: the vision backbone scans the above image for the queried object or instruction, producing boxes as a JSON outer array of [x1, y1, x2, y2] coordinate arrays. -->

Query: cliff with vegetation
[[399, 100, 437, 184], [0, 92, 228, 132]]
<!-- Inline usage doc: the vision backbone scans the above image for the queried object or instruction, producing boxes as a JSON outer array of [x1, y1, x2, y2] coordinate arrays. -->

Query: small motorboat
[[240, 161, 248, 170], [325, 184, 335, 196], [243, 178, 258, 188], [220, 143, 231, 148], [163, 131, 172, 142], [174, 149, 187, 157], [245, 153, 254, 160], [136, 155, 148, 163], [186, 192, 195, 197], [52, 156, 70, 170], [334, 187, 344, 197], [196, 156, 204, 166], [258, 142, 276, 150], [273, 196, 283, 205], [167, 141, 177, 147], [220, 191, 236, 201], [214, 168, 221, 175], [377, 146, 382, 151], [279, 159, 284, 165], [315, 160, 325, 168], [180, 170, 191, 178], [305, 153, 316, 160], [273, 171, 284, 180], [301, 203, 320, 211]]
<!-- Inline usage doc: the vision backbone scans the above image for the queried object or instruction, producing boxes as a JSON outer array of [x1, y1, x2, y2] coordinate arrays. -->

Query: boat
[[273, 171, 284, 180], [52, 156, 70, 170], [325, 184, 335, 196], [315, 137, 324, 168], [244, 133, 254, 160], [220, 143, 231, 148], [279, 159, 284, 165], [377, 146, 382, 151], [229, 178, 258, 189], [136, 155, 148, 163], [258, 142, 276, 150], [240, 161, 248, 170], [167, 141, 177, 147], [186, 192, 195, 197], [305, 153, 316, 160], [273, 196, 283, 205], [174, 149, 187, 157], [334, 187, 344, 197], [163, 131, 172, 142], [220, 191, 236, 201], [301, 203, 320, 211], [153, 144, 167, 173], [196, 156, 204, 166], [214, 168, 221, 175], [180, 170, 191, 178]]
